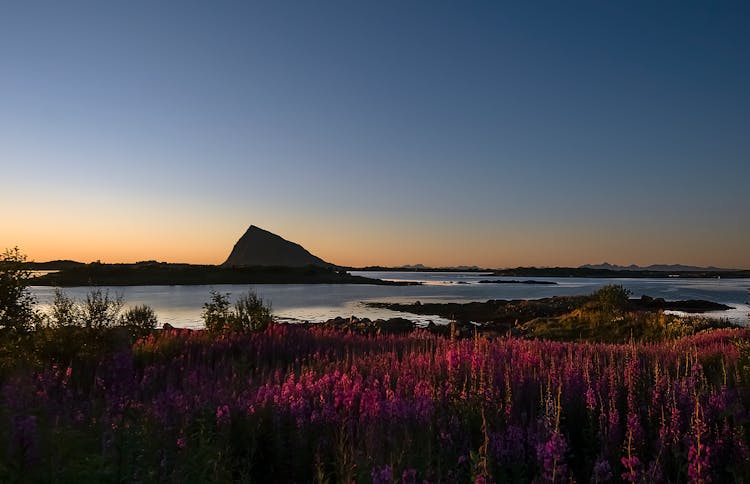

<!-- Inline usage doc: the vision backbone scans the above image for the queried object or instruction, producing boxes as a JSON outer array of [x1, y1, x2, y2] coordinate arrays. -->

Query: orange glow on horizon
[[6, 222, 749, 270], [3, 197, 748, 269]]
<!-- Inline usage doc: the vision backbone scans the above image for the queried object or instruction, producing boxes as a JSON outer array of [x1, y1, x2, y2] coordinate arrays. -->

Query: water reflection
[[29, 272, 749, 328]]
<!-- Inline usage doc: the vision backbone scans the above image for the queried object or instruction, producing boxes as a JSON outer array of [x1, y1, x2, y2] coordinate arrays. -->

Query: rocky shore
[[366, 295, 732, 326]]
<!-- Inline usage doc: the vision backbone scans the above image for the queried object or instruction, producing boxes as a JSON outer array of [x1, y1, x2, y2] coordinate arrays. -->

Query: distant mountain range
[[355, 262, 741, 273], [579, 263, 737, 272]]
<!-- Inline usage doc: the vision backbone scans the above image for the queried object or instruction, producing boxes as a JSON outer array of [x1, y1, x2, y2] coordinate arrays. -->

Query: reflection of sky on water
[[29, 272, 749, 328]]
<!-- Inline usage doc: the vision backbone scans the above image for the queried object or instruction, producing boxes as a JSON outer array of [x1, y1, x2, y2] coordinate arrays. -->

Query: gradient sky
[[1, 1, 748, 268]]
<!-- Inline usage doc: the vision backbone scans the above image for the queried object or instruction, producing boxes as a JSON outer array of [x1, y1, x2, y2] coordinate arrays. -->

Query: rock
[[222, 225, 333, 268], [631, 297, 731, 313], [375, 318, 415, 334]]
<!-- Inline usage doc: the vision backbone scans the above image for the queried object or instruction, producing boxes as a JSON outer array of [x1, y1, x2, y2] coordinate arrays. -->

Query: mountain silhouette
[[580, 262, 733, 272], [222, 225, 333, 268]]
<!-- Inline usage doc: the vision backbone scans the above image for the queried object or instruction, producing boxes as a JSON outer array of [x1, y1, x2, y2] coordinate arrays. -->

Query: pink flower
[[585, 387, 597, 411], [216, 405, 231, 426]]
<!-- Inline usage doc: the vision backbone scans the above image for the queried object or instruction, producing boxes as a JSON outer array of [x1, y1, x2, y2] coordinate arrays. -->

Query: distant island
[[27, 262, 414, 287], [25, 225, 413, 286], [490, 266, 750, 279], [478, 279, 557, 285], [350, 265, 491, 272], [350, 263, 749, 278], [352, 265, 489, 272], [21, 227, 750, 284]]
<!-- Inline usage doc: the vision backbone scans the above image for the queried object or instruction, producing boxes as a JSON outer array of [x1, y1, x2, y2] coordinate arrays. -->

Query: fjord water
[[30, 272, 750, 328]]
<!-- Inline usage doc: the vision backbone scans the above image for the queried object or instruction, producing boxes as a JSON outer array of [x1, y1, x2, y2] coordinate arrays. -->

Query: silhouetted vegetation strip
[[27, 262, 418, 286], [19, 260, 86, 270]]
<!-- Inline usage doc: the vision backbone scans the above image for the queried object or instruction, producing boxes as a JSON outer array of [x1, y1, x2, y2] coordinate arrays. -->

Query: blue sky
[[1, 1, 748, 267]]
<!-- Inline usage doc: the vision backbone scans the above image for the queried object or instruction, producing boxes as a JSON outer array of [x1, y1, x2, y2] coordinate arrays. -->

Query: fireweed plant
[[1, 323, 749, 482]]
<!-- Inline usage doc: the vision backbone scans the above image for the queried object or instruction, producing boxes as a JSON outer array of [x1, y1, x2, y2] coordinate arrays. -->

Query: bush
[[232, 292, 272, 332], [48, 288, 124, 329], [120, 305, 158, 337], [81, 289, 123, 329], [49, 289, 81, 328], [592, 284, 631, 313], [202, 291, 233, 332], [0, 247, 38, 334], [202, 290, 273, 333], [41, 290, 152, 363]]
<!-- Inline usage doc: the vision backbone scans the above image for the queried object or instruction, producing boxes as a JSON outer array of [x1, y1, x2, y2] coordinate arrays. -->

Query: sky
[[1, 1, 748, 268]]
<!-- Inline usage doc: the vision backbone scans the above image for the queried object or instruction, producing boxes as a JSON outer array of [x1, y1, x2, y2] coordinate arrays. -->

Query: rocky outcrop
[[631, 295, 732, 313], [222, 225, 333, 268], [317, 316, 417, 335]]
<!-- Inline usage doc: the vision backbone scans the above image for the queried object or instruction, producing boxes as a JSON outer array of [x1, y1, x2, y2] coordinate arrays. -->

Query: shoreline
[[27, 263, 419, 287]]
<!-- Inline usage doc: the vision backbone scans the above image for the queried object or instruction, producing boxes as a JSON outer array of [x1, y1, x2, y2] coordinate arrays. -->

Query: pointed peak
[[245, 224, 265, 233], [223, 225, 333, 268]]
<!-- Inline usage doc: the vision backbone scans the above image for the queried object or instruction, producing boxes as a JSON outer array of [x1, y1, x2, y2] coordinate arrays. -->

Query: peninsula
[[26, 226, 413, 286]]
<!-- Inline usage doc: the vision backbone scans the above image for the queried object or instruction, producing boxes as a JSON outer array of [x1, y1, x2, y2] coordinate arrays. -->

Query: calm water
[[30, 272, 750, 328]]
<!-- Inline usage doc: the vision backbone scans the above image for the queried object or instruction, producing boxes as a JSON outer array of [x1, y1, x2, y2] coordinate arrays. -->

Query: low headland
[[360, 286, 736, 342], [27, 261, 415, 286], [23, 225, 423, 286]]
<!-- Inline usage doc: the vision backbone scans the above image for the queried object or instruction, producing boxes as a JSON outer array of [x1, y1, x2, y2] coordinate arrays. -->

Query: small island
[[477, 279, 557, 285], [491, 266, 750, 278]]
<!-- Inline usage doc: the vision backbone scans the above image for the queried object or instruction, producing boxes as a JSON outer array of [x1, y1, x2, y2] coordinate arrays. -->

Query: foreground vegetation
[[1, 325, 749, 482], [2, 248, 749, 482]]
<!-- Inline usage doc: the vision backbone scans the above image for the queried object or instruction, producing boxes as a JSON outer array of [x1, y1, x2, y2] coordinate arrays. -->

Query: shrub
[[49, 289, 81, 328], [0, 247, 38, 334], [202, 290, 273, 332], [232, 291, 272, 332], [49, 288, 126, 330], [592, 284, 631, 313], [81, 289, 123, 329], [40, 290, 146, 363], [202, 291, 232, 332], [120, 305, 158, 337]]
